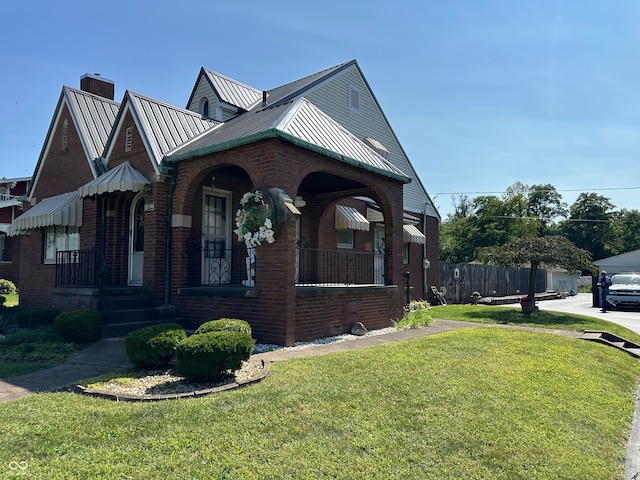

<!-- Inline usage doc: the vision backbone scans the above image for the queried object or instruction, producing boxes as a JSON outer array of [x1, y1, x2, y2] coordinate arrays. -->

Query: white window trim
[[337, 228, 354, 249], [44, 226, 80, 264]]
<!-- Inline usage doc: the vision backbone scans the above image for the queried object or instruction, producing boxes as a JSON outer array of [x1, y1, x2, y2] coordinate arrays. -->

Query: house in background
[[0, 176, 30, 285], [9, 61, 439, 345], [594, 249, 640, 276]]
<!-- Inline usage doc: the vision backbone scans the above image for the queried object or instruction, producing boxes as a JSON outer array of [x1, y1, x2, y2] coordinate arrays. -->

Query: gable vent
[[349, 85, 360, 113], [124, 127, 133, 152]]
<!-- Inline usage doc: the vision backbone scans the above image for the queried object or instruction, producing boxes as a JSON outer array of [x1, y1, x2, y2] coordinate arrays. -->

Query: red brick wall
[[0, 237, 21, 286]]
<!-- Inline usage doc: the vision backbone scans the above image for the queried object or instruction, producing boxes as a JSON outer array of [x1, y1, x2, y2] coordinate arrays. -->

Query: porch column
[[256, 217, 298, 346]]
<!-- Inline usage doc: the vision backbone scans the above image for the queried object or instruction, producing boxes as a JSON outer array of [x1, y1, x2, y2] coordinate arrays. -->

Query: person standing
[[598, 271, 612, 312]]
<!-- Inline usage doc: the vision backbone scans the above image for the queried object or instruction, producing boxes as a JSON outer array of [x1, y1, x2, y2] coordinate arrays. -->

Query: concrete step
[[102, 315, 187, 338], [580, 330, 640, 358]]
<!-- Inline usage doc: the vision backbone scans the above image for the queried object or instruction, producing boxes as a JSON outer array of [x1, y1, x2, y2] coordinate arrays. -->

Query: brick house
[[9, 61, 440, 345], [0, 176, 30, 285]]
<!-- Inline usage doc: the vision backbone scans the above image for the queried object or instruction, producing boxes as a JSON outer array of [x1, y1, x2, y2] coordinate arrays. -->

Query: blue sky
[[1, 0, 639, 219]]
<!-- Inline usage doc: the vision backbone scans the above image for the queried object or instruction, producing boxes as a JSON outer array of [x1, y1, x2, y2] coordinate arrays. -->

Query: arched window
[[199, 97, 209, 118]]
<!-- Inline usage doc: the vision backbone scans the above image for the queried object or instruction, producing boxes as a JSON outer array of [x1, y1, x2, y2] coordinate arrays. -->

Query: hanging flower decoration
[[234, 189, 276, 247]]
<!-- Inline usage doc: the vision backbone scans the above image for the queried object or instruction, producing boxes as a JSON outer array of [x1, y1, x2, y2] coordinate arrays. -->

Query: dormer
[[186, 67, 262, 121]]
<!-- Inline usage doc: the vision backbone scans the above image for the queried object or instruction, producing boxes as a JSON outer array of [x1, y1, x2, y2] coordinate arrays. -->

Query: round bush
[[175, 331, 255, 383], [16, 308, 61, 329], [125, 323, 186, 368], [195, 318, 252, 336], [53, 310, 102, 344], [0, 279, 17, 294]]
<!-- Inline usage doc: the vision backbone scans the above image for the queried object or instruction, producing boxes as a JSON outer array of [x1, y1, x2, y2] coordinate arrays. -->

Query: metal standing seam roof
[[167, 98, 409, 181], [77, 161, 149, 198], [125, 91, 220, 165], [64, 87, 120, 166], [9, 192, 82, 236], [202, 68, 263, 110]]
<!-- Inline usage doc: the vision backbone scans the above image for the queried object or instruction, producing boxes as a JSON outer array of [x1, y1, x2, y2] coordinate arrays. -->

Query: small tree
[[478, 236, 594, 302]]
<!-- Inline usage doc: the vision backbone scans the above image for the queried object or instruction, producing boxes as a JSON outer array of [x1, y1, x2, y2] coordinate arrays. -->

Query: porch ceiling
[[298, 172, 369, 196]]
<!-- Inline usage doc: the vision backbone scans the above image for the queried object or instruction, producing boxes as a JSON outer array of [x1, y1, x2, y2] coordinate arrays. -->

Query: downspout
[[423, 203, 428, 299], [164, 164, 177, 306]]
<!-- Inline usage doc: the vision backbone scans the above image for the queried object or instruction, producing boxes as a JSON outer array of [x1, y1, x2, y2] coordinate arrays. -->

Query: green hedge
[[15, 308, 61, 329], [125, 323, 186, 368], [195, 318, 252, 336], [53, 310, 102, 344], [175, 331, 255, 383]]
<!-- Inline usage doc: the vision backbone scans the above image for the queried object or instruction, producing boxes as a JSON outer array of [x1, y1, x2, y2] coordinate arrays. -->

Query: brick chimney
[[80, 73, 115, 100]]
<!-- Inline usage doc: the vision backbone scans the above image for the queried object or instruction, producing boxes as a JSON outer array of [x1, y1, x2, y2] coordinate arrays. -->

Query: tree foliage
[[441, 183, 640, 264], [478, 236, 594, 300]]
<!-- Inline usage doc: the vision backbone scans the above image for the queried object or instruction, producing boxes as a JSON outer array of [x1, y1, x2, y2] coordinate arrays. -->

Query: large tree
[[526, 184, 567, 234], [557, 193, 614, 260], [478, 236, 594, 303], [610, 209, 640, 255]]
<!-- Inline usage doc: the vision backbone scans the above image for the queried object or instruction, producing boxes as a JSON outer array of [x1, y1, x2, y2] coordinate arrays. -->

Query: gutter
[[165, 129, 411, 184]]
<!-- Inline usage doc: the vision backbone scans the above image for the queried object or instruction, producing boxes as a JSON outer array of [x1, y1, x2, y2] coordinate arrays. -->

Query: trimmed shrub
[[53, 310, 102, 344], [125, 323, 186, 368], [195, 318, 252, 336], [0, 279, 16, 294], [15, 308, 61, 329], [175, 331, 255, 383]]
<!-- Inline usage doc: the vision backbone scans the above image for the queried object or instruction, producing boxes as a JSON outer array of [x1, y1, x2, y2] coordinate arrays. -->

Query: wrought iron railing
[[55, 248, 104, 287], [296, 246, 387, 286], [185, 239, 255, 287]]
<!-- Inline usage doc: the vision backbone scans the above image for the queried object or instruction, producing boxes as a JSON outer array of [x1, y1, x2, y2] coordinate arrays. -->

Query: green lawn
[[1, 326, 638, 479], [430, 303, 640, 344]]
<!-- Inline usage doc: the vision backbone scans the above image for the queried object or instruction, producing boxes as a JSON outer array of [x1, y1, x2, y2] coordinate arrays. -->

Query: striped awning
[[9, 192, 82, 236], [403, 224, 426, 244], [77, 161, 149, 198], [335, 205, 370, 231]]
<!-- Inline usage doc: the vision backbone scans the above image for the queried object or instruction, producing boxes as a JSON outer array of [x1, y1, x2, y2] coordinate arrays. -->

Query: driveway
[[536, 293, 640, 335]]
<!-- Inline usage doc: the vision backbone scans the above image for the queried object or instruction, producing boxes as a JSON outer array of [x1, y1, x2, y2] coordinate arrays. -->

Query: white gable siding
[[303, 67, 436, 217], [187, 78, 237, 122]]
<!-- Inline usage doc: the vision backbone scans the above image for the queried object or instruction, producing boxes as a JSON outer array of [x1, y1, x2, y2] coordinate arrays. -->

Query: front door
[[202, 188, 232, 285], [374, 225, 385, 284], [128, 194, 144, 286]]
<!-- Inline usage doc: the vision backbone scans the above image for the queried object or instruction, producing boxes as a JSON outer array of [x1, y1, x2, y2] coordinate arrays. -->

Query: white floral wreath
[[234, 189, 276, 247]]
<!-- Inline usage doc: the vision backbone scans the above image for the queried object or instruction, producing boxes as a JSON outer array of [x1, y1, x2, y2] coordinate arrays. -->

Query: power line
[[433, 186, 640, 196]]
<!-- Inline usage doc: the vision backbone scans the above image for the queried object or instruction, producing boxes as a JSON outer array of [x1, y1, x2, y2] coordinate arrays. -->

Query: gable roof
[[103, 91, 220, 170], [180, 60, 439, 218], [264, 61, 353, 108], [28, 87, 120, 199], [186, 67, 263, 111], [166, 98, 409, 182]]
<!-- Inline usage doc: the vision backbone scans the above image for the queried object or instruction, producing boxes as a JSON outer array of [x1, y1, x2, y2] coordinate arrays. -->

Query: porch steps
[[100, 288, 187, 337], [580, 331, 640, 358]]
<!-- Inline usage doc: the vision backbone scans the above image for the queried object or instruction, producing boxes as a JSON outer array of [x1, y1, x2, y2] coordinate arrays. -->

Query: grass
[[0, 327, 81, 378], [430, 303, 640, 344], [0, 327, 637, 479]]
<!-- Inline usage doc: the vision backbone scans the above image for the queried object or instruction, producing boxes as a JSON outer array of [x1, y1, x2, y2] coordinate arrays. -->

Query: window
[[349, 85, 361, 113], [403, 242, 409, 264], [44, 226, 79, 264], [61, 119, 68, 151], [0, 186, 8, 201], [0, 234, 5, 261], [337, 229, 354, 249], [198, 97, 210, 118], [125, 127, 133, 152]]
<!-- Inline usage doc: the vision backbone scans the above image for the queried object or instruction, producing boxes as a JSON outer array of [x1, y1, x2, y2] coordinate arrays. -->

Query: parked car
[[606, 273, 640, 309]]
